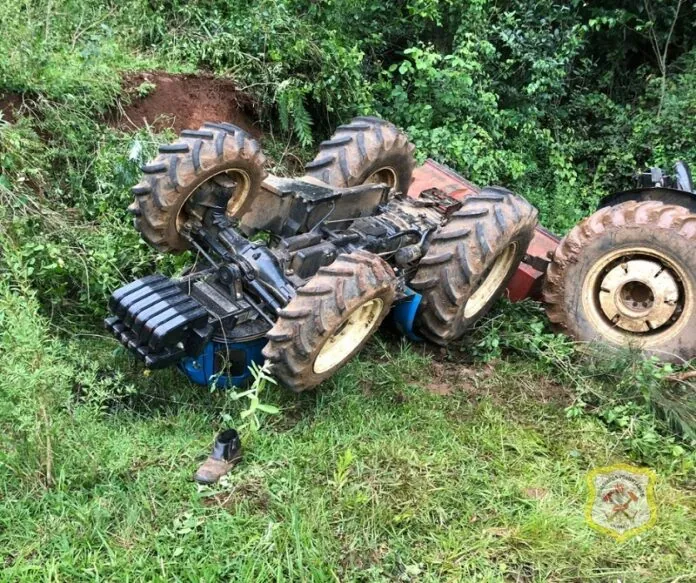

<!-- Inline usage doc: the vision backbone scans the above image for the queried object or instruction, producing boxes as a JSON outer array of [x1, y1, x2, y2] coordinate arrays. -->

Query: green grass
[[1, 289, 694, 581]]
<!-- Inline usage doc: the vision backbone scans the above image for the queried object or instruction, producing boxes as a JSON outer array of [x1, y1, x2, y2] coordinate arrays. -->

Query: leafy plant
[[219, 361, 280, 432]]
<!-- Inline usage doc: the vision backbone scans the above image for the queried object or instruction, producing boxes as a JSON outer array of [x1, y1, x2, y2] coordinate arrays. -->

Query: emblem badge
[[585, 463, 657, 541]]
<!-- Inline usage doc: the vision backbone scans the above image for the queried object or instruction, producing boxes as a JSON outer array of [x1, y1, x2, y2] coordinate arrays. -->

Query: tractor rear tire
[[543, 201, 696, 362], [411, 188, 538, 344], [262, 250, 396, 392], [304, 116, 415, 194], [129, 122, 267, 253]]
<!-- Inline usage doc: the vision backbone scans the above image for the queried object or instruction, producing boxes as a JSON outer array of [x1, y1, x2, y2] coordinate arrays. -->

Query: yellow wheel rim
[[223, 169, 252, 215], [583, 247, 691, 346], [463, 242, 518, 319], [313, 298, 384, 374], [176, 168, 252, 231], [365, 167, 397, 189]]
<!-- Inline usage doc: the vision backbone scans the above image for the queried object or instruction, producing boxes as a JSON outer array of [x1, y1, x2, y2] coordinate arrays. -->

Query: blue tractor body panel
[[390, 288, 424, 342], [179, 337, 267, 388], [177, 289, 424, 387]]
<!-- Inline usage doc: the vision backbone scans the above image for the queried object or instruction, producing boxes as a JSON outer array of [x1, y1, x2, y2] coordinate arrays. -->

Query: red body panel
[[407, 160, 560, 301]]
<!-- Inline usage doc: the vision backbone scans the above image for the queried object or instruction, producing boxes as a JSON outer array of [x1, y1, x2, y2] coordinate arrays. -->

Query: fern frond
[[291, 98, 313, 147]]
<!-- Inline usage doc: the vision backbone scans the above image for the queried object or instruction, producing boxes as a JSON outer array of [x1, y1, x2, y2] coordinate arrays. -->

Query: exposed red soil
[[0, 92, 23, 124], [111, 72, 261, 137]]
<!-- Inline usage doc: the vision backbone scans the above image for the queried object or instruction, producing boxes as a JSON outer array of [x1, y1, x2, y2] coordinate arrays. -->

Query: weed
[[217, 361, 281, 432], [470, 300, 696, 472]]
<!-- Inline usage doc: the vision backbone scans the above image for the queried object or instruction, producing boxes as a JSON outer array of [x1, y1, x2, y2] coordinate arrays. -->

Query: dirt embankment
[[2, 73, 260, 137], [110, 72, 261, 136]]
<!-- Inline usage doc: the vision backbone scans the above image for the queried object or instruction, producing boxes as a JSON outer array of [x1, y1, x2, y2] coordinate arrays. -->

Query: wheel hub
[[598, 258, 680, 332], [178, 169, 252, 232]]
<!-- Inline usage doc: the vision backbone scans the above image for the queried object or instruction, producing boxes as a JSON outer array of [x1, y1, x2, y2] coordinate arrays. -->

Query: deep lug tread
[[214, 131, 226, 158], [320, 136, 353, 148], [304, 116, 415, 194], [338, 149, 350, 183], [203, 122, 239, 134], [159, 143, 189, 154], [263, 252, 396, 392], [356, 133, 367, 160], [168, 155, 180, 188], [132, 184, 151, 196], [468, 194, 506, 203], [220, 122, 244, 133], [181, 129, 215, 139], [235, 128, 245, 152], [320, 266, 355, 277], [130, 123, 268, 252], [453, 209, 489, 218], [336, 279, 347, 313], [411, 191, 538, 344], [419, 251, 454, 266], [494, 207, 508, 231], [298, 284, 334, 296], [305, 156, 335, 170], [475, 223, 491, 258], [434, 227, 471, 241], [142, 162, 167, 174], [192, 140, 203, 171], [279, 307, 313, 319], [337, 123, 371, 131]]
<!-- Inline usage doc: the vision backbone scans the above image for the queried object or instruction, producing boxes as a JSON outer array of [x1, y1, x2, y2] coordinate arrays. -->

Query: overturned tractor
[[106, 117, 537, 390], [106, 117, 696, 391]]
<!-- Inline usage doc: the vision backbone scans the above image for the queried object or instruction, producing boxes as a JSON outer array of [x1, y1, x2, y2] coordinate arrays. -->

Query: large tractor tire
[[411, 188, 538, 344], [129, 122, 267, 253], [304, 116, 415, 194], [263, 250, 396, 391], [543, 201, 696, 361]]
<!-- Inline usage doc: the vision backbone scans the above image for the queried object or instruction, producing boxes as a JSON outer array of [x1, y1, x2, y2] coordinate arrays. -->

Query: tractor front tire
[[543, 201, 696, 361], [411, 188, 538, 344], [304, 116, 415, 194], [129, 122, 267, 253], [262, 250, 396, 391]]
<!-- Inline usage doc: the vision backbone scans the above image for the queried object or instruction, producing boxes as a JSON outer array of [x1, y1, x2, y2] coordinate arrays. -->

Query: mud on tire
[[410, 188, 538, 344], [304, 116, 416, 194], [543, 201, 696, 362], [129, 122, 267, 252], [262, 250, 396, 392]]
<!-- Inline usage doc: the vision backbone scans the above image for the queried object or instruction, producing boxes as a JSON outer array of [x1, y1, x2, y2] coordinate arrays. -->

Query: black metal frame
[[106, 176, 453, 370], [598, 162, 696, 213]]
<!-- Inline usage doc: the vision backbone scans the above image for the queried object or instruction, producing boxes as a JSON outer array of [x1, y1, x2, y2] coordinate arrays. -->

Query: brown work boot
[[193, 429, 242, 484]]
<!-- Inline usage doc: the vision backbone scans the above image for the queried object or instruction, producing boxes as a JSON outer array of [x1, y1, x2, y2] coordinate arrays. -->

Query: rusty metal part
[[580, 245, 691, 343], [596, 258, 679, 332]]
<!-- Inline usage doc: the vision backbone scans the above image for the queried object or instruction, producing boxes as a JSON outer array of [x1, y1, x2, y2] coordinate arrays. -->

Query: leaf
[[256, 403, 280, 414], [128, 140, 142, 162]]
